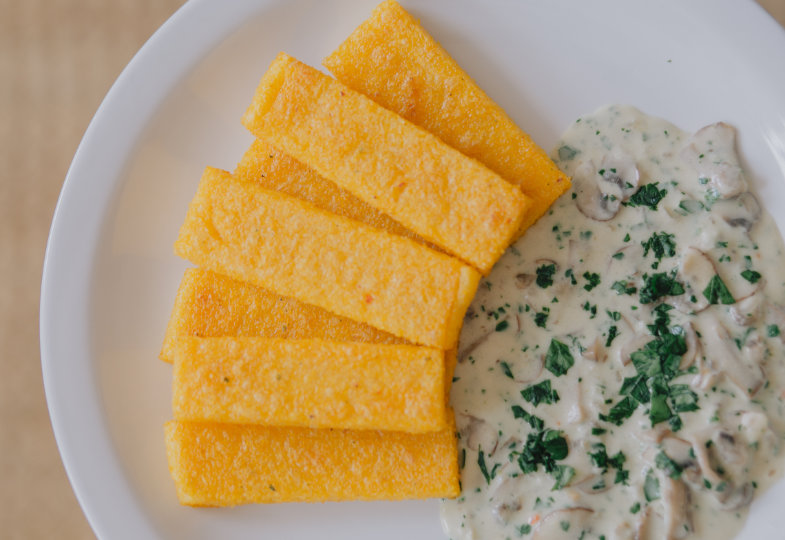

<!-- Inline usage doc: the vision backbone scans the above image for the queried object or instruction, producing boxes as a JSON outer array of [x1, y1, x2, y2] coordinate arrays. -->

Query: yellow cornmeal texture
[[172, 336, 447, 432], [160, 269, 458, 405], [323, 0, 570, 233], [174, 167, 480, 349], [235, 139, 437, 250], [159, 268, 402, 363], [164, 419, 460, 505], [242, 53, 530, 275]]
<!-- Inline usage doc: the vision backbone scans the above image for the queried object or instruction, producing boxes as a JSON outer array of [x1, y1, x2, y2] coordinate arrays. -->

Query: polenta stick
[[323, 0, 571, 233], [242, 53, 529, 274], [160, 269, 458, 404], [235, 139, 435, 250], [159, 268, 402, 363], [164, 419, 460, 506], [174, 167, 480, 349], [172, 336, 447, 432]]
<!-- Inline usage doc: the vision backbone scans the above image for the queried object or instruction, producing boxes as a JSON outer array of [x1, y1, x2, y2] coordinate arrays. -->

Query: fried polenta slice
[[235, 139, 436, 250], [159, 268, 402, 363], [160, 269, 458, 404], [172, 336, 446, 432], [174, 167, 479, 349], [242, 53, 529, 274], [164, 418, 459, 505], [323, 0, 570, 233]]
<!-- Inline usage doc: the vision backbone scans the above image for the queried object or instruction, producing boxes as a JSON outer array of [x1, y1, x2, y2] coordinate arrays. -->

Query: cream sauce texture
[[441, 105, 785, 540]]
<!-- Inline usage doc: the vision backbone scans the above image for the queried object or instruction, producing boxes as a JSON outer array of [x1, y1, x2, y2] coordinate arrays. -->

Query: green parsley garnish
[[511, 405, 545, 430], [740, 269, 761, 284], [641, 231, 676, 260], [536, 263, 557, 288], [625, 182, 667, 210], [703, 275, 735, 304], [611, 280, 637, 295], [768, 324, 781, 337], [583, 272, 601, 291], [521, 380, 560, 406], [499, 361, 514, 379], [544, 339, 575, 376], [495, 319, 510, 332], [639, 271, 685, 304]]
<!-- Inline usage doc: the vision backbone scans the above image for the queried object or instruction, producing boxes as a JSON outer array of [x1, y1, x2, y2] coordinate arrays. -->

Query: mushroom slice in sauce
[[487, 464, 526, 525], [730, 289, 766, 326], [695, 315, 765, 397], [672, 247, 714, 313], [496, 356, 543, 384], [458, 413, 499, 456], [573, 152, 640, 222], [661, 477, 693, 539], [680, 122, 748, 199], [531, 507, 594, 540], [712, 192, 762, 232]]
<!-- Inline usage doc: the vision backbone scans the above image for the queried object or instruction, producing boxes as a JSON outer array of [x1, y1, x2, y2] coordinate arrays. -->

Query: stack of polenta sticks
[[161, 0, 569, 507]]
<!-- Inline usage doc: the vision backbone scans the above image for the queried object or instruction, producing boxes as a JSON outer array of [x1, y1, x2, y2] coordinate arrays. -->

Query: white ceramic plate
[[41, 0, 785, 538]]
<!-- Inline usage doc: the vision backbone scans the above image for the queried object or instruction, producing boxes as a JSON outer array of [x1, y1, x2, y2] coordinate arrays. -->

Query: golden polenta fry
[[159, 268, 402, 363], [323, 0, 570, 233], [235, 139, 436, 250], [174, 167, 479, 349], [172, 336, 447, 432], [164, 419, 460, 506], [242, 53, 529, 274], [160, 269, 458, 404]]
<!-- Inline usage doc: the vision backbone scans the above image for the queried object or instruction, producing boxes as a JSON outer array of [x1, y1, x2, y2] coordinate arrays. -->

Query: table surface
[[1, 0, 783, 538]]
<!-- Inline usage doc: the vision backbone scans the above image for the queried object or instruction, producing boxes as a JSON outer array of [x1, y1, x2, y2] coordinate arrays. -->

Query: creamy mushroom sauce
[[441, 105, 785, 540]]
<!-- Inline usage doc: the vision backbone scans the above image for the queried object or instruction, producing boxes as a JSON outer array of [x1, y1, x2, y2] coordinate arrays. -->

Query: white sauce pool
[[441, 105, 785, 540]]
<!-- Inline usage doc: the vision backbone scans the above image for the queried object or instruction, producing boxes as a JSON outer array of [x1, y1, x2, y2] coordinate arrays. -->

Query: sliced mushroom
[[766, 303, 785, 342], [572, 473, 612, 494], [532, 507, 594, 540], [618, 334, 652, 366], [458, 413, 499, 455], [702, 430, 756, 511], [488, 464, 526, 525], [496, 356, 543, 384], [582, 336, 608, 363], [711, 192, 761, 232], [572, 154, 640, 221], [694, 315, 765, 397], [661, 436, 702, 489], [730, 289, 765, 326], [671, 247, 714, 314], [515, 273, 535, 290], [634, 506, 654, 540], [599, 150, 641, 199], [662, 477, 693, 539], [680, 122, 748, 199], [679, 323, 701, 370]]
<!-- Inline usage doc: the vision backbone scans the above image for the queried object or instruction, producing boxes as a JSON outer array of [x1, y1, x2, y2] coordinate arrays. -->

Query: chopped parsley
[[588, 443, 629, 485], [605, 325, 619, 347], [641, 231, 676, 261], [495, 319, 510, 332], [544, 339, 575, 376], [521, 380, 560, 406], [703, 274, 735, 305], [499, 360, 514, 379], [625, 182, 668, 210], [536, 263, 557, 288], [768, 324, 781, 337], [511, 405, 545, 430], [740, 269, 762, 284], [582, 272, 601, 291], [655, 450, 683, 479], [643, 470, 660, 501], [513, 428, 572, 490], [639, 271, 685, 304], [611, 280, 637, 295], [534, 310, 549, 328]]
